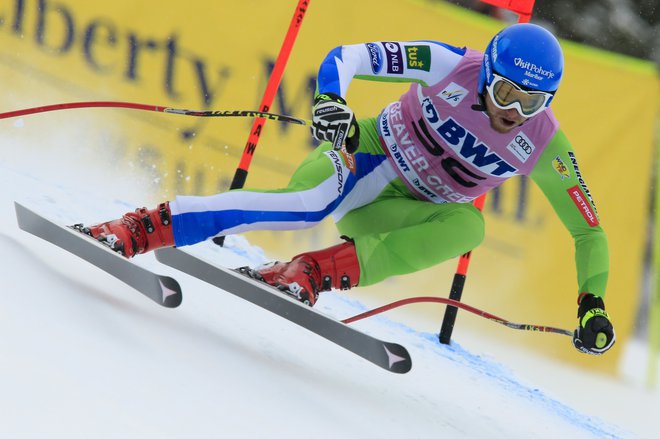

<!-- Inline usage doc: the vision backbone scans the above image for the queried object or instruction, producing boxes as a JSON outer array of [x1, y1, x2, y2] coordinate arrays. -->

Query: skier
[[84, 23, 615, 355]]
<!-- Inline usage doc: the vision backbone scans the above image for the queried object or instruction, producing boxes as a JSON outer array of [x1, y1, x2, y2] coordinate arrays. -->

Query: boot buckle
[[321, 275, 332, 291], [141, 214, 155, 234], [158, 203, 171, 226]]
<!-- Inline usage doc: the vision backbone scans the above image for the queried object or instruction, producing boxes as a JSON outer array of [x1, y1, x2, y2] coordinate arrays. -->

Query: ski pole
[[342, 296, 572, 337], [0, 101, 311, 125]]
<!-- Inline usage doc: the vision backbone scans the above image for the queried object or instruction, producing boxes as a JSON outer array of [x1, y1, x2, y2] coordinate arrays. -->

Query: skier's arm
[[315, 41, 466, 98], [311, 41, 463, 151], [529, 129, 615, 355], [529, 129, 609, 298]]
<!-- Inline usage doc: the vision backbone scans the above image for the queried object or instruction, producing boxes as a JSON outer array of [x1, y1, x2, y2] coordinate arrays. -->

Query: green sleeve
[[529, 129, 609, 298]]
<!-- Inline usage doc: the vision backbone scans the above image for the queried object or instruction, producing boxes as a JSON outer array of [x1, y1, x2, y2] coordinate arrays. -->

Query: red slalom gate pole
[[229, 0, 310, 191], [438, 0, 536, 344], [212, 0, 310, 246], [478, 0, 535, 22]]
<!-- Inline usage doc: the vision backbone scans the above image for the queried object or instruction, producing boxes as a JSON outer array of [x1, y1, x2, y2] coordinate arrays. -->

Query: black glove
[[572, 293, 616, 355], [311, 93, 360, 153]]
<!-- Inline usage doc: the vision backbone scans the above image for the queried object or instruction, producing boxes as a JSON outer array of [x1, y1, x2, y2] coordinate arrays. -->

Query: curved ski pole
[[0, 101, 311, 126], [341, 296, 572, 337]]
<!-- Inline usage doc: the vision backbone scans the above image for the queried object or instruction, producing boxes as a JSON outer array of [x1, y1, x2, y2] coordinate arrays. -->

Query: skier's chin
[[489, 116, 522, 133], [483, 94, 527, 133]]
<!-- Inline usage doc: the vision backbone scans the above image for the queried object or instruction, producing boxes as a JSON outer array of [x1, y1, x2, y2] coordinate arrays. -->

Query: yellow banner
[[1, 0, 657, 374]]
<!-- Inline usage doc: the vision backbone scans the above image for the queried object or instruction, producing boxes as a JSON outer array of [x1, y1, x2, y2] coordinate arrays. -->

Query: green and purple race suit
[[169, 41, 608, 296]]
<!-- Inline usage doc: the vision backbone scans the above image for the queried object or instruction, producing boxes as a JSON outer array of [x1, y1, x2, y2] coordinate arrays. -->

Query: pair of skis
[[14, 202, 412, 374]]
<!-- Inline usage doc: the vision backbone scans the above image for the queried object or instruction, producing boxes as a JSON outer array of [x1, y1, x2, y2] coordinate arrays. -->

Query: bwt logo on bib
[[422, 98, 517, 177]]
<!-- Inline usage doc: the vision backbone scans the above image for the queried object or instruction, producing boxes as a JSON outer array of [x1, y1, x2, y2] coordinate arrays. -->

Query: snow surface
[[1, 119, 659, 438]]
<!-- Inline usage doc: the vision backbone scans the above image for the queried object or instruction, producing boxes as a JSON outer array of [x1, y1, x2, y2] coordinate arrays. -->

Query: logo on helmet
[[484, 56, 492, 83], [491, 35, 499, 61], [514, 57, 555, 79]]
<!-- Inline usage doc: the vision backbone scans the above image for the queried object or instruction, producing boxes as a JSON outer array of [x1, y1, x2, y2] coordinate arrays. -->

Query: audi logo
[[514, 135, 532, 154]]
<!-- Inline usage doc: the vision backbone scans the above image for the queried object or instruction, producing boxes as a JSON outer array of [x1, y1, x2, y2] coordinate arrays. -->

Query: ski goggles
[[486, 74, 554, 118]]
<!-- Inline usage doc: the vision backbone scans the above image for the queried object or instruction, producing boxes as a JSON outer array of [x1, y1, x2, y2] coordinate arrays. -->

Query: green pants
[[172, 118, 485, 286]]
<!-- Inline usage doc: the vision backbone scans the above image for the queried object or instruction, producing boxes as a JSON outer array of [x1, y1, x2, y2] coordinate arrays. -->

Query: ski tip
[[158, 275, 183, 308], [14, 201, 31, 231], [383, 342, 412, 374]]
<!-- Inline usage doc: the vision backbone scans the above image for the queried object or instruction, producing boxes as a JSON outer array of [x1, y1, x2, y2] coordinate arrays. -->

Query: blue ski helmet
[[478, 23, 564, 97]]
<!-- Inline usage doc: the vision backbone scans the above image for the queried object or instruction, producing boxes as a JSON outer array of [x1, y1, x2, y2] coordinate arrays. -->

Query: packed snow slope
[[1, 119, 658, 439]]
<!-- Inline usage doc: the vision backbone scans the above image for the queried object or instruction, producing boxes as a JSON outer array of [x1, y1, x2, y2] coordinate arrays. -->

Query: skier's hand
[[311, 93, 360, 153], [572, 293, 616, 355]]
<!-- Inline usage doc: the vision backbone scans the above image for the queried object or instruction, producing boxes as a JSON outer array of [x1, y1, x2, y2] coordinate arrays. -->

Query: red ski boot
[[241, 241, 360, 306], [82, 202, 174, 258]]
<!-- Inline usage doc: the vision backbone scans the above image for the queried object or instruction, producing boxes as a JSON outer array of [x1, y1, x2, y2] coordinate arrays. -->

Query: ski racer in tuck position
[[84, 23, 615, 355]]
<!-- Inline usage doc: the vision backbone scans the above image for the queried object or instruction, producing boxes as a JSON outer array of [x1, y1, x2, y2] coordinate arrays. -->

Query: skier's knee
[[441, 203, 484, 250], [462, 204, 485, 249]]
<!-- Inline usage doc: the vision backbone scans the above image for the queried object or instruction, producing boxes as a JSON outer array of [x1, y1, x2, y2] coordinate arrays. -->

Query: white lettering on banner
[[418, 92, 518, 178]]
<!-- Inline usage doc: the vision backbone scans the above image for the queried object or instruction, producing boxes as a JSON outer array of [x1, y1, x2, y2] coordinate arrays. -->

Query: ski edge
[[14, 202, 182, 308], [155, 247, 412, 374]]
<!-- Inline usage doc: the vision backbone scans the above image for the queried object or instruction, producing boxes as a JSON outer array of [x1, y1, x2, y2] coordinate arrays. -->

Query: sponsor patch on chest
[[506, 131, 536, 163], [438, 82, 469, 107]]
